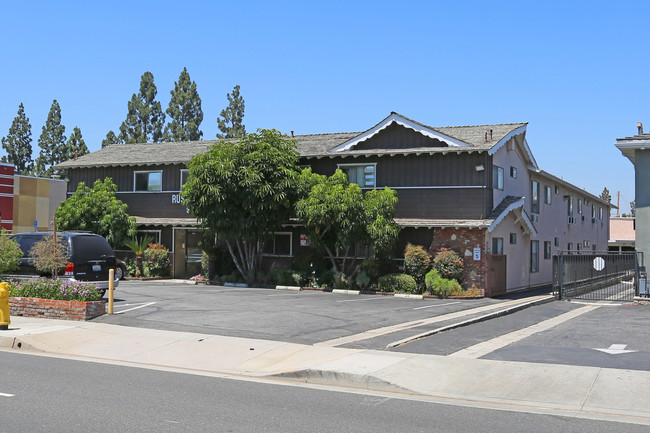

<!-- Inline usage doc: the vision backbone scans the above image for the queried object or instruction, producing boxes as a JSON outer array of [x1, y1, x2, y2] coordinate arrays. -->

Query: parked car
[[9, 231, 119, 297], [115, 258, 127, 280]]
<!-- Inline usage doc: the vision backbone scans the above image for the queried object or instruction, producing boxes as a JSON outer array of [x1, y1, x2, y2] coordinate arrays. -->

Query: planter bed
[[10, 297, 106, 321]]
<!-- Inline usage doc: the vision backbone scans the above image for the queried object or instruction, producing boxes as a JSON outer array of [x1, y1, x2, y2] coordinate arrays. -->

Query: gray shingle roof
[[54, 113, 527, 169]]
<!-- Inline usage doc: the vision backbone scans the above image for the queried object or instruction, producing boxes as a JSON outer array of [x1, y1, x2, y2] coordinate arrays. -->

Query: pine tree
[[102, 130, 120, 148], [163, 67, 203, 142], [34, 100, 67, 176], [1, 103, 34, 174], [66, 127, 89, 159], [600, 187, 611, 203], [217, 85, 246, 139], [120, 71, 165, 143]]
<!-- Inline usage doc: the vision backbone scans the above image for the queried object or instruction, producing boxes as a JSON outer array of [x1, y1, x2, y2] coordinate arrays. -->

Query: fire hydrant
[[0, 282, 10, 330]]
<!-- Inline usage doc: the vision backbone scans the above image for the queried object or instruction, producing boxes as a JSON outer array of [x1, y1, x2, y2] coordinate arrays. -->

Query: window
[[509, 233, 517, 244], [554, 237, 559, 247], [493, 166, 504, 190], [555, 185, 559, 194], [544, 186, 552, 205], [599, 207, 604, 219], [263, 232, 292, 256], [567, 196, 574, 216], [576, 243, 582, 252], [137, 230, 161, 245], [568, 242, 573, 251], [134, 171, 162, 192], [578, 199, 583, 214], [531, 180, 540, 214], [591, 205, 596, 219], [338, 164, 376, 188], [510, 166, 517, 178], [530, 240, 539, 272], [492, 237, 504, 254], [544, 241, 551, 259], [180, 169, 189, 188]]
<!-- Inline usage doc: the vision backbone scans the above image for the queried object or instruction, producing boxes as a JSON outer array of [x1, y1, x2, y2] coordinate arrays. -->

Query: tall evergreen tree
[[66, 126, 89, 159], [1, 103, 34, 174], [34, 100, 67, 176], [217, 84, 246, 139], [600, 187, 611, 203], [102, 130, 120, 148], [163, 67, 203, 142], [120, 71, 165, 143]]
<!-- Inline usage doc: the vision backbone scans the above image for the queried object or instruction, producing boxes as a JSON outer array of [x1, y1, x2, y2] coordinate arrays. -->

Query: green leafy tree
[[163, 67, 203, 142], [600, 187, 611, 203], [119, 71, 165, 143], [55, 178, 137, 247], [0, 229, 22, 274], [1, 103, 34, 174], [295, 169, 401, 278], [102, 130, 120, 148], [34, 100, 67, 176], [65, 127, 89, 159], [182, 129, 299, 282], [217, 84, 246, 139]]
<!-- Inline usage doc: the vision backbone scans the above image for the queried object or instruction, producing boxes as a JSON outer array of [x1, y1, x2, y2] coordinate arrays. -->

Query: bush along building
[[55, 112, 611, 293]]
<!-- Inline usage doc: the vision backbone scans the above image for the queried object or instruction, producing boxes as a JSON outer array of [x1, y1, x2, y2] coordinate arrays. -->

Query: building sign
[[171, 194, 183, 204], [300, 234, 310, 247], [473, 247, 481, 261]]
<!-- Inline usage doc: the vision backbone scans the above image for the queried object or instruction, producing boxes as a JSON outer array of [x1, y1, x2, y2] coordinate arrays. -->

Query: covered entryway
[[173, 228, 204, 278], [554, 251, 641, 301]]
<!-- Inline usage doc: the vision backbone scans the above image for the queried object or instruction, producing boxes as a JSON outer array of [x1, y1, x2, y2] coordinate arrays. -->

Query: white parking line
[[115, 302, 156, 314], [0, 393, 15, 397], [337, 297, 391, 303], [413, 302, 461, 310]]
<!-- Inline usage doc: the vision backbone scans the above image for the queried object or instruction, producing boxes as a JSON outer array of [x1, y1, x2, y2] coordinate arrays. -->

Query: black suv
[[9, 232, 119, 296]]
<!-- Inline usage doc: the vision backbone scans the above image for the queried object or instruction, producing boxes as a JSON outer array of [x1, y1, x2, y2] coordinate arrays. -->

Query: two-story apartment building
[[55, 112, 611, 292]]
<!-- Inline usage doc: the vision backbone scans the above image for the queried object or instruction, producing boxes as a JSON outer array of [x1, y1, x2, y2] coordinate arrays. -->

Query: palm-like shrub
[[124, 236, 153, 277]]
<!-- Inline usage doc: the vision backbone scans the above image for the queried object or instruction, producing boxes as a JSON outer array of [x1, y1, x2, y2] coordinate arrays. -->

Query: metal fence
[[553, 251, 641, 301]]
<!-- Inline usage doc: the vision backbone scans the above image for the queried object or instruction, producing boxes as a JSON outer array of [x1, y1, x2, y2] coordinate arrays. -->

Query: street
[[1, 350, 647, 433]]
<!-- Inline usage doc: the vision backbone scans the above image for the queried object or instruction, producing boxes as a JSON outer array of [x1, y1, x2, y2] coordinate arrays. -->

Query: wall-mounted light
[[475, 164, 484, 172]]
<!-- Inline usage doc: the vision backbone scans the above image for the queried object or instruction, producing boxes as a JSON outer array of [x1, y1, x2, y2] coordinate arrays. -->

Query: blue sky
[[1, 1, 646, 214]]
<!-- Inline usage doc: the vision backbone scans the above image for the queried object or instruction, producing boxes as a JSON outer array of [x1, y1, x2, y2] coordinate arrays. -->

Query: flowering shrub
[[143, 243, 170, 277], [190, 274, 208, 284], [7, 278, 102, 301], [404, 243, 431, 290], [432, 248, 464, 282], [0, 229, 22, 274]]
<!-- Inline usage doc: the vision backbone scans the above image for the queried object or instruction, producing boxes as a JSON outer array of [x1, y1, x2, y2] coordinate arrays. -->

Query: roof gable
[[331, 112, 471, 152]]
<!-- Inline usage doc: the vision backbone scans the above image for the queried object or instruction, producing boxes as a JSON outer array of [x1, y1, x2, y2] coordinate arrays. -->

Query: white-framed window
[[492, 237, 504, 254], [531, 180, 540, 214], [578, 199, 583, 214], [567, 196, 574, 216], [544, 241, 551, 259], [137, 230, 162, 245], [180, 169, 189, 188], [510, 166, 517, 178], [493, 165, 504, 190], [338, 163, 376, 188], [599, 207, 604, 219], [555, 185, 560, 194], [544, 186, 552, 205], [509, 233, 517, 244], [263, 232, 292, 256], [554, 237, 559, 247], [530, 240, 539, 272], [134, 170, 163, 192]]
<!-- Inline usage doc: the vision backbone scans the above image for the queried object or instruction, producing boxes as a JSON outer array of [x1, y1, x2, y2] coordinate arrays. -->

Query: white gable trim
[[331, 113, 470, 152], [488, 198, 538, 237]]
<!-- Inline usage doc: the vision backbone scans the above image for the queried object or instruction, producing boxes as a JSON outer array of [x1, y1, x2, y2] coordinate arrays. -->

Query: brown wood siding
[[354, 122, 447, 150], [115, 192, 189, 218], [65, 164, 186, 193], [395, 188, 490, 219], [305, 153, 488, 188]]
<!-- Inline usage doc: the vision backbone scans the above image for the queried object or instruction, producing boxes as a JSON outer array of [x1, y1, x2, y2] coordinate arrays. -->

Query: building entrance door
[[173, 229, 203, 278]]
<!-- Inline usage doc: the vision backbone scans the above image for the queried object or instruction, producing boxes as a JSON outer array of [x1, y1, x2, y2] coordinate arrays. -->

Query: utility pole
[[617, 191, 620, 217]]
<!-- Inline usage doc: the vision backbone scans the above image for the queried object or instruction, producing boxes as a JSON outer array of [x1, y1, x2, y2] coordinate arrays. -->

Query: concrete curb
[[332, 289, 361, 295], [393, 294, 424, 300], [386, 295, 556, 348], [275, 285, 302, 291]]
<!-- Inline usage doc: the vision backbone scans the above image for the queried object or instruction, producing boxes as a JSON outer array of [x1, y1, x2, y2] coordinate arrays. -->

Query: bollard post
[[0, 282, 11, 330], [108, 268, 114, 314]]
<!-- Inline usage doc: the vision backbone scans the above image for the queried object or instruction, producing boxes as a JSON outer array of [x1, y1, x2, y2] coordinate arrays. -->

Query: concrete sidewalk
[[1, 316, 649, 426]]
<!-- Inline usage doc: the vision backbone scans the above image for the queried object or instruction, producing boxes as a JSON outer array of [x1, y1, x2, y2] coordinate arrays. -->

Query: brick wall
[[431, 227, 487, 290], [10, 297, 106, 320]]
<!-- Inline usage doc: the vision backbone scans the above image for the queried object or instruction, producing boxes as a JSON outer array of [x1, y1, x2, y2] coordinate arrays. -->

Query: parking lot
[[97, 281, 650, 371]]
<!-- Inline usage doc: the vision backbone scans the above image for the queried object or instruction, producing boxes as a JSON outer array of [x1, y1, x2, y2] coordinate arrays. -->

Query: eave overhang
[[615, 138, 650, 165], [487, 197, 538, 237]]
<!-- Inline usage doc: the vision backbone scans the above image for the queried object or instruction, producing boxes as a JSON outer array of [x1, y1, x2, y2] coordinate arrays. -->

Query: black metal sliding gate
[[553, 251, 641, 301]]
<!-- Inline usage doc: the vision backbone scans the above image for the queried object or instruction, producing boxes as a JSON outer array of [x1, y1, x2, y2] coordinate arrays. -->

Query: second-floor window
[[338, 164, 376, 188], [180, 169, 189, 188], [493, 165, 504, 190], [531, 180, 540, 214], [134, 170, 162, 192], [578, 199, 583, 214], [568, 196, 574, 216], [544, 186, 552, 205]]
